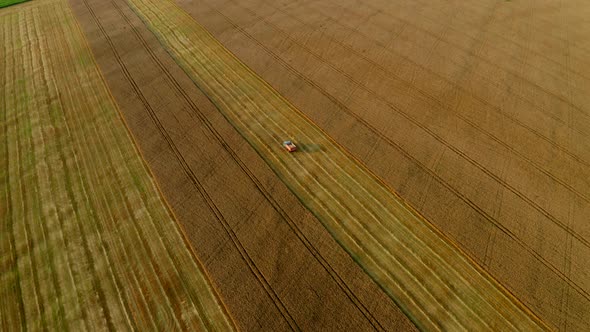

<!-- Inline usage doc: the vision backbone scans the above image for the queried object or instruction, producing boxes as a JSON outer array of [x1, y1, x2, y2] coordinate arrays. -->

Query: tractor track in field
[[177, 0, 590, 327], [191, 0, 590, 302], [325, 0, 590, 147], [80, 0, 388, 329], [80, 0, 287, 324]]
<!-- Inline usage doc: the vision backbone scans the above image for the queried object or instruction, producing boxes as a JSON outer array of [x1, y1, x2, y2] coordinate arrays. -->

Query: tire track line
[[81, 0, 288, 327], [75, 0, 233, 323], [4, 0, 235, 329], [196, 61, 495, 329], [65, 0, 208, 329], [302, 0, 590, 125], [439, 0, 590, 58]]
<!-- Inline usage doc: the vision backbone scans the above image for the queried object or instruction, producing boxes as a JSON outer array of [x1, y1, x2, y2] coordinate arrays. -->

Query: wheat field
[[0, 0, 233, 329]]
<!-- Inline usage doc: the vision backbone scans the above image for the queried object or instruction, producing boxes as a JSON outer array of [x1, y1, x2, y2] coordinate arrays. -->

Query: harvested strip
[[0, 0, 233, 330], [124, 0, 550, 329]]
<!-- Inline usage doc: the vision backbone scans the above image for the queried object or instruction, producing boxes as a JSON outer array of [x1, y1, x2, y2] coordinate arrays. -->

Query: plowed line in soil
[[192, 0, 590, 302], [124, 0, 549, 329], [0, 0, 233, 330], [101, 0, 385, 328], [78, 0, 298, 329]]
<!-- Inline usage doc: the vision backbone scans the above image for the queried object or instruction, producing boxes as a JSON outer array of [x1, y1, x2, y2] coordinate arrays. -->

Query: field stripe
[[123, 0, 550, 329], [10, 11, 50, 330], [39, 8, 142, 328], [0, 13, 27, 331], [51, 6, 187, 328], [27, 8, 90, 329], [0, 0, 234, 330]]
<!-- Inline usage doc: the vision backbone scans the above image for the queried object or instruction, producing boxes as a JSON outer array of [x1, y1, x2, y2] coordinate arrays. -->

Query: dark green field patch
[[0, 0, 30, 9]]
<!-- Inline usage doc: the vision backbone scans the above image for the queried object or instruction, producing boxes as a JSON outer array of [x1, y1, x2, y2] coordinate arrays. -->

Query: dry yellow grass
[[122, 0, 553, 329], [0, 0, 233, 329]]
